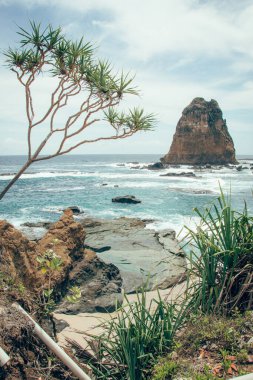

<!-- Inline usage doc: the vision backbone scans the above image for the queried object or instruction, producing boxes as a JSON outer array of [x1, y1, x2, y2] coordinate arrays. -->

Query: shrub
[[70, 289, 190, 380], [185, 189, 253, 314]]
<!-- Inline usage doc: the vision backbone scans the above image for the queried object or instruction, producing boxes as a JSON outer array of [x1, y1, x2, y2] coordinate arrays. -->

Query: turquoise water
[[0, 154, 252, 233]]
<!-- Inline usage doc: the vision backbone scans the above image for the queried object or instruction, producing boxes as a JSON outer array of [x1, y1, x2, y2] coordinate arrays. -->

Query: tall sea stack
[[161, 97, 237, 165]]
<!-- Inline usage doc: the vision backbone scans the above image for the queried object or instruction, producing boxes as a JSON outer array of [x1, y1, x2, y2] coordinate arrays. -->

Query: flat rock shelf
[[21, 216, 186, 295]]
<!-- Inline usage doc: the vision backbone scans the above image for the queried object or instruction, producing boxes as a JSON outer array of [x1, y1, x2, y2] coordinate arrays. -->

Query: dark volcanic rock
[[147, 162, 164, 170], [160, 172, 196, 178], [64, 206, 82, 214], [161, 97, 237, 165], [112, 195, 141, 204]]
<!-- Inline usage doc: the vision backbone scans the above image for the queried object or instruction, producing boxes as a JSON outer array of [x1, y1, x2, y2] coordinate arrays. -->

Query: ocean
[[0, 154, 252, 235]]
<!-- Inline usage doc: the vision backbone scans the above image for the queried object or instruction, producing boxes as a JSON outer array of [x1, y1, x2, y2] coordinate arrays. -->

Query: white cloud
[[0, 0, 252, 154], [3, 0, 253, 61]]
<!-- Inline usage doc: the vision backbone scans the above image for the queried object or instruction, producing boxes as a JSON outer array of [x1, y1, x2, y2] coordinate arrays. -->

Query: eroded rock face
[[161, 97, 237, 165], [0, 210, 122, 313], [56, 249, 122, 313]]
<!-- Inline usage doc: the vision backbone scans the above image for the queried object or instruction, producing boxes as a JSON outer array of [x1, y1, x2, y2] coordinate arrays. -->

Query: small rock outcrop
[[161, 98, 237, 165]]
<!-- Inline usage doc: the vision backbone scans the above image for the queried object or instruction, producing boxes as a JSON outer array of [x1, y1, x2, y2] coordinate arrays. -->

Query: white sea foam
[[145, 214, 201, 236], [39, 186, 86, 192], [41, 206, 64, 213], [95, 181, 167, 188], [0, 170, 160, 180]]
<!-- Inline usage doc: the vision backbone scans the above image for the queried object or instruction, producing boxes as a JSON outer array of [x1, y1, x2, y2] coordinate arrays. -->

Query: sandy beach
[[55, 281, 187, 348]]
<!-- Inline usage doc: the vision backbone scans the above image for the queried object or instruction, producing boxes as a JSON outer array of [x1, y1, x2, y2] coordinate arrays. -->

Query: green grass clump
[[70, 289, 190, 380], [185, 188, 253, 314], [151, 358, 178, 380]]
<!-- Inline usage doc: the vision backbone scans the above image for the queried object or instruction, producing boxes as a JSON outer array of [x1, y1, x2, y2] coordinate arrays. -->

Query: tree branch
[[33, 129, 135, 162]]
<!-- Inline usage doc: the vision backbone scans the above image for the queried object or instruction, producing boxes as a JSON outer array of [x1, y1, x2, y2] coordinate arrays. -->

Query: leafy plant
[[70, 289, 190, 380], [65, 286, 82, 303], [185, 188, 253, 314], [36, 249, 63, 315], [0, 271, 26, 295]]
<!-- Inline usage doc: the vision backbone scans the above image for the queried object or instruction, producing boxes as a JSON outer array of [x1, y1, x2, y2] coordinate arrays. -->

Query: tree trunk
[[0, 159, 33, 201]]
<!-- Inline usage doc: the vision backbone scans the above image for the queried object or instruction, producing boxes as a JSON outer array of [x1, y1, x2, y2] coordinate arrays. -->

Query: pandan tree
[[0, 21, 155, 200]]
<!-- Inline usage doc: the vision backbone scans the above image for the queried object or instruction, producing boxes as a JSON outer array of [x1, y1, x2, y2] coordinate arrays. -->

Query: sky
[[0, 0, 252, 156]]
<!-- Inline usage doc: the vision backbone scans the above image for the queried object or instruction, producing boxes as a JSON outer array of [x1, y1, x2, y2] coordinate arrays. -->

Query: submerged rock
[[22, 221, 52, 229], [160, 172, 196, 178], [112, 195, 141, 204], [147, 162, 164, 170], [169, 187, 214, 195], [161, 97, 237, 165], [236, 165, 248, 171]]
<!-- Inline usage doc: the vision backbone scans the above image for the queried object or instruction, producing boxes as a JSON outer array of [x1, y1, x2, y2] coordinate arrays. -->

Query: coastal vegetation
[[186, 189, 253, 314], [0, 189, 252, 378], [70, 290, 190, 379], [0, 21, 154, 200], [67, 191, 253, 379], [0, 5, 252, 380]]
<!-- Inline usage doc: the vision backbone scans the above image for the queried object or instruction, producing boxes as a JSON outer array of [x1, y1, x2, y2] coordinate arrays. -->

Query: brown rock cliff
[[0, 210, 122, 312], [161, 97, 237, 165]]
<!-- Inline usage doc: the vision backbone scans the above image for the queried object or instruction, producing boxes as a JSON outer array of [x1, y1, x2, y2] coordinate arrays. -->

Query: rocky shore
[[0, 210, 186, 316], [20, 214, 186, 307]]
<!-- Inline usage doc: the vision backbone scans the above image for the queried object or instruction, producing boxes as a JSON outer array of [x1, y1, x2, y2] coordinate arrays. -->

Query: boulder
[[161, 97, 237, 165], [112, 195, 141, 204]]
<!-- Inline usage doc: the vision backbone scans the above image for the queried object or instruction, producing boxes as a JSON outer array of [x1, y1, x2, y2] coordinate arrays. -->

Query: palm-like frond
[[104, 107, 156, 132], [69, 289, 190, 379], [4, 48, 30, 68], [185, 189, 253, 314]]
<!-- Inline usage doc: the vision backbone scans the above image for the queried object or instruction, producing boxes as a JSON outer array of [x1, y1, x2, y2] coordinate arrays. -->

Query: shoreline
[[1, 156, 253, 233], [55, 280, 187, 348], [20, 215, 187, 296]]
